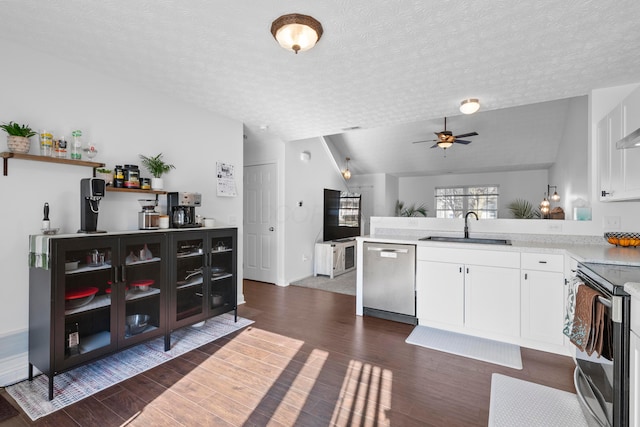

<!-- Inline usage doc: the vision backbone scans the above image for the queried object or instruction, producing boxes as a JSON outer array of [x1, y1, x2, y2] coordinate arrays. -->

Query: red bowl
[[65, 287, 99, 309], [130, 279, 154, 292]]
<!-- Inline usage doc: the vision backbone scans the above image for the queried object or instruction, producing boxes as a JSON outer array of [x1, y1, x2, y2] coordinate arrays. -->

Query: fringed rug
[[6, 313, 253, 421], [488, 374, 589, 426], [406, 325, 523, 369]]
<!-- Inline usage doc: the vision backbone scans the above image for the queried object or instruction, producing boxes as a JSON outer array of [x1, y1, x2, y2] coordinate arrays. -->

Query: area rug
[[488, 373, 589, 426], [0, 393, 18, 422], [291, 269, 356, 296], [6, 313, 253, 421], [405, 325, 523, 369]]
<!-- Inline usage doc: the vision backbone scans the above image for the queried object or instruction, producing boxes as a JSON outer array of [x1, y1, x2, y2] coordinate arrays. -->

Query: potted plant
[[395, 200, 428, 217], [1, 121, 37, 154], [95, 168, 113, 186], [507, 199, 541, 219], [139, 153, 175, 190]]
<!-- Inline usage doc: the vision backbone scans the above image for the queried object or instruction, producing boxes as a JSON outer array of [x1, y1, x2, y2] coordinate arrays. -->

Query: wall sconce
[[459, 98, 480, 114], [271, 13, 323, 54], [540, 185, 560, 217], [342, 157, 352, 180]]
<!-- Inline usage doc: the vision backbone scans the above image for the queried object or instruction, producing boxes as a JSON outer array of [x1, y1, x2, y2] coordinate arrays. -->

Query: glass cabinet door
[[209, 232, 236, 315], [54, 237, 118, 369], [119, 234, 166, 344], [172, 233, 206, 326]]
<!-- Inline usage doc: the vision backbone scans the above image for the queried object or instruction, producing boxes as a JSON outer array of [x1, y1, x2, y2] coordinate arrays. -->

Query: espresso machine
[[167, 192, 202, 228], [79, 178, 106, 233]]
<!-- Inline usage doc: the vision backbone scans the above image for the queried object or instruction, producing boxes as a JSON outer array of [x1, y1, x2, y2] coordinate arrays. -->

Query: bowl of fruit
[[604, 232, 640, 247]]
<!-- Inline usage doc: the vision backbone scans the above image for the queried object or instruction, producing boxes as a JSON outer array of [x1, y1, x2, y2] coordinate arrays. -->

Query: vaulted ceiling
[[1, 2, 639, 175]]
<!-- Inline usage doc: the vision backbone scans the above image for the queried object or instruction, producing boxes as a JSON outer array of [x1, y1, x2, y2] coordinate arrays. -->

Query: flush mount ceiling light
[[342, 157, 352, 180], [459, 98, 480, 115], [271, 13, 323, 54]]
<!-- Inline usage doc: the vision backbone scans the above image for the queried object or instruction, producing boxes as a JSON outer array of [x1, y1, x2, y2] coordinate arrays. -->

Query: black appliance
[[323, 188, 361, 242], [78, 178, 106, 233], [167, 192, 202, 228], [574, 262, 632, 427]]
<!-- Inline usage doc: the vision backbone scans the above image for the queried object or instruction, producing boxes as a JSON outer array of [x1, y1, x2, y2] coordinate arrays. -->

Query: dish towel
[[28, 234, 51, 270], [569, 284, 605, 356], [562, 276, 583, 338]]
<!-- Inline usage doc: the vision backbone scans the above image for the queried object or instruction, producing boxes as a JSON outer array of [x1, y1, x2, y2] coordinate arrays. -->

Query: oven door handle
[[573, 367, 610, 427], [597, 296, 612, 308]]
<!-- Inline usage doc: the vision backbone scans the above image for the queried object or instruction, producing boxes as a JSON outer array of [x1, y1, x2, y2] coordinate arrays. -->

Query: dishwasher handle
[[366, 247, 410, 254]]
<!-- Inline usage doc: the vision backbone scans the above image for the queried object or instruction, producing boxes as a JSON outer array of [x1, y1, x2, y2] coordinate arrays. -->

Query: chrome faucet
[[464, 211, 478, 238]]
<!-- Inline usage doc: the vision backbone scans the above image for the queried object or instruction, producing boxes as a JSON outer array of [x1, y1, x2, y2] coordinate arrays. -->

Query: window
[[435, 185, 499, 219]]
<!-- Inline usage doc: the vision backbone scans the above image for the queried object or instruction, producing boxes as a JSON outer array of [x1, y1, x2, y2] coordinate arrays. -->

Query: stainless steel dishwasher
[[363, 242, 417, 324]]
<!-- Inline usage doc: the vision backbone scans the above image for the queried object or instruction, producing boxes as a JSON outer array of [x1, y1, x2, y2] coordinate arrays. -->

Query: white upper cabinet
[[621, 88, 640, 198], [600, 86, 640, 201]]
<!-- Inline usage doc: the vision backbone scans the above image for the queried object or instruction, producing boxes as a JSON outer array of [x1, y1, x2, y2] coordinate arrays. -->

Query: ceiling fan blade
[[411, 139, 436, 144], [429, 143, 439, 148], [455, 139, 472, 145], [453, 132, 479, 138]]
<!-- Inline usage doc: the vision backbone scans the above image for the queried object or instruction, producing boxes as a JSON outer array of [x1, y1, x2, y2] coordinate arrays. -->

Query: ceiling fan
[[412, 117, 478, 149]]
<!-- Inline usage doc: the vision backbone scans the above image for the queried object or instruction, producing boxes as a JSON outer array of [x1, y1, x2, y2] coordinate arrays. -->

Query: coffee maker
[[79, 178, 106, 233], [138, 199, 159, 230], [167, 192, 202, 228]]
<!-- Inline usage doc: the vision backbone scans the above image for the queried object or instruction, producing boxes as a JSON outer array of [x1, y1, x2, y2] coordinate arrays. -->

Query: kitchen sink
[[419, 236, 511, 245]]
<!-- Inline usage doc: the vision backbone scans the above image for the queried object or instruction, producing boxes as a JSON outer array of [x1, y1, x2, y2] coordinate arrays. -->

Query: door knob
[[269, 227, 274, 231]]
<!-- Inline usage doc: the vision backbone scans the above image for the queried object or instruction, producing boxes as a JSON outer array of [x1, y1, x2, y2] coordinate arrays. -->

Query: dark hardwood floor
[[1, 280, 576, 426]]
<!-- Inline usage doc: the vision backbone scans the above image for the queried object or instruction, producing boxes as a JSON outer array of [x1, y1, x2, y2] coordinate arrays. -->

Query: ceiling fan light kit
[[412, 117, 478, 150], [271, 13, 323, 54], [460, 98, 480, 114]]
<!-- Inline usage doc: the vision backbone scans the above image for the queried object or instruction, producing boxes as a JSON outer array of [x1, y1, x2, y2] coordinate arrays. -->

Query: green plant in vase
[[1, 121, 37, 154], [139, 153, 175, 190]]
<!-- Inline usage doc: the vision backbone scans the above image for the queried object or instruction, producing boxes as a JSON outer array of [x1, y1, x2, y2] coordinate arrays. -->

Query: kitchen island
[[356, 232, 640, 356]]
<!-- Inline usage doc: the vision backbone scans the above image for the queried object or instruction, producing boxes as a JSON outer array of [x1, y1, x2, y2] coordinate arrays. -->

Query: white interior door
[[243, 163, 277, 283]]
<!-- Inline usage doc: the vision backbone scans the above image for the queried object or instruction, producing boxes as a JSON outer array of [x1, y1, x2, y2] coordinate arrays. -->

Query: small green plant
[[0, 121, 37, 138], [395, 200, 428, 217], [95, 168, 112, 173], [139, 153, 175, 178], [507, 198, 540, 219]]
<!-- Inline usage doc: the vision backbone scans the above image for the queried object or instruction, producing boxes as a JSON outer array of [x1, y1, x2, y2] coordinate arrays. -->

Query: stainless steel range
[[574, 262, 633, 427]]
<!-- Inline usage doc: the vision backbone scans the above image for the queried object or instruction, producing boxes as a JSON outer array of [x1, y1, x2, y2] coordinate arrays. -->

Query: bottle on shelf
[[53, 136, 67, 158], [71, 130, 82, 160], [39, 130, 53, 157], [65, 322, 80, 356], [114, 165, 124, 188]]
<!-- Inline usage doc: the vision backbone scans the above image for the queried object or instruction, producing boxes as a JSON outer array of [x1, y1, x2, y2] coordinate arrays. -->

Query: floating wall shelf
[[1, 152, 105, 176]]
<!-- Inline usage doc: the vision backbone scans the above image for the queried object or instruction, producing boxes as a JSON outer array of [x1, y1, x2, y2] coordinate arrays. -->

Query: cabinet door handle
[[538, 260, 547, 264], [459, 267, 462, 273], [466, 267, 469, 274], [524, 273, 528, 280], [121, 265, 126, 283]]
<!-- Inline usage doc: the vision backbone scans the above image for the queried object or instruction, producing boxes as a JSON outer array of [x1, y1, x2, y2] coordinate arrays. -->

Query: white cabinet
[[416, 247, 520, 340], [630, 290, 640, 427], [416, 260, 464, 327], [314, 240, 356, 278], [631, 330, 639, 427], [599, 86, 640, 201], [465, 264, 520, 338], [598, 105, 623, 200], [520, 253, 565, 347], [621, 87, 640, 198]]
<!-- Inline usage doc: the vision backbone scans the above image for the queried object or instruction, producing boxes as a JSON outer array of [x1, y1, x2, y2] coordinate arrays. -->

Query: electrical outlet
[[302, 254, 308, 262], [603, 216, 620, 229], [547, 222, 562, 232]]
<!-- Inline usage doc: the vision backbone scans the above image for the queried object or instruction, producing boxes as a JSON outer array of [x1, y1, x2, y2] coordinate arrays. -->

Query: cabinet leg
[[48, 376, 54, 401], [234, 307, 238, 323], [164, 334, 170, 351], [28, 363, 33, 381]]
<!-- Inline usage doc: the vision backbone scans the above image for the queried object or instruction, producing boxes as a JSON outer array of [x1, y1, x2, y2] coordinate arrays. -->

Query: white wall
[[399, 169, 548, 218], [549, 95, 589, 216], [284, 137, 346, 283], [0, 39, 243, 384]]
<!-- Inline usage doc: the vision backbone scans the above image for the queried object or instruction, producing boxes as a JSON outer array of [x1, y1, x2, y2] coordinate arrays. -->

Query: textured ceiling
[[1, 1, 639, 175]]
